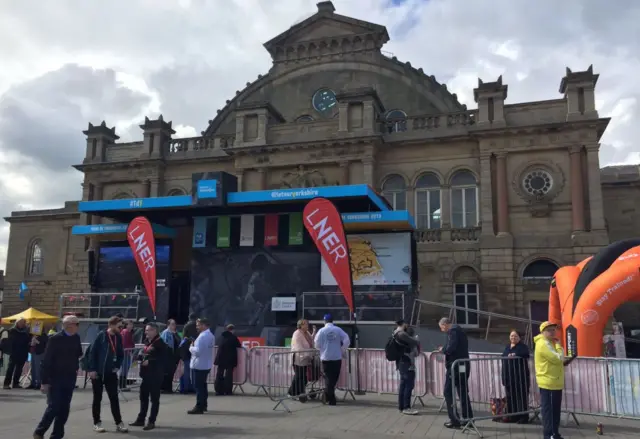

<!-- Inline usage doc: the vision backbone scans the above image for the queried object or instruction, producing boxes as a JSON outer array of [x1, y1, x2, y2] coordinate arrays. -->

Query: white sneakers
[[93, 423, 106, 433], [93, 422, 128, 433], [402, 408, 419, 415]]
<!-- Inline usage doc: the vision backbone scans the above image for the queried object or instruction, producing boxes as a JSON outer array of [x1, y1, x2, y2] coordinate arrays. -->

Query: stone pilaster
[[495, 153, 510, 235], [569, 146, 586, 232], [479, 153, 495, 235], [585, 144, 606, 230]]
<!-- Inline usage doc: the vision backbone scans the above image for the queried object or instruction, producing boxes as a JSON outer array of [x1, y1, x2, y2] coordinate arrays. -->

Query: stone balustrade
[[413, 227, 480, 243]]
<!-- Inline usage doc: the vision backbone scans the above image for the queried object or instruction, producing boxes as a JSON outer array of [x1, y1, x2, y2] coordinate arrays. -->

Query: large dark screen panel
[[97, 244, 171, 321]]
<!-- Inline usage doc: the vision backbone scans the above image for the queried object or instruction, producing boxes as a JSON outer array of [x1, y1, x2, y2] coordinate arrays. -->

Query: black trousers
[[540, 388, 563, 439], [505, 381, 529, 422], [3, 356, 26, 387], [137, 379, 161, 424], [321, 360, 341, 405], [215, 367, 234, 395], [34, 376, 76, 439], [91, 372, 122, 424], [288, 365, 308, 397], [162, 357, 179, 392], [444, 370, 473, 424]]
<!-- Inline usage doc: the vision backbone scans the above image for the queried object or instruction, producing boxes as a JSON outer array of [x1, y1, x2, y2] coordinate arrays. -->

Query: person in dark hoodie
[[179, 313, 198, 394], [501, 330, 531, 424], [87, 315, 127, 433], [438, 317, 473, 429], [392, 320, 420, 415], [129, 322, 167, 431], [3, 317, 31, 389], [214, 324, 241, 395]]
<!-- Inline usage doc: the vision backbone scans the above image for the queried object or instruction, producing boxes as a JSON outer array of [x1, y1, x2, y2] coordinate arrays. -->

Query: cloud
[[0, 0, 639, 270]]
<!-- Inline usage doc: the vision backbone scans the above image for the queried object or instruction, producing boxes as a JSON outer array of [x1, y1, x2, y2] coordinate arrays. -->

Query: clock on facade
[[312, 88, 337, 115]]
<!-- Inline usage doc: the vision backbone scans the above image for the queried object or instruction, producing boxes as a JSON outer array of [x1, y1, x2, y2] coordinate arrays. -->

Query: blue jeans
[[193, 369, 210, 409], [180, 361, 194, 393], [31, 354, 44, 387], [34, 376, 76, 439], [398, 362, 415, 411]]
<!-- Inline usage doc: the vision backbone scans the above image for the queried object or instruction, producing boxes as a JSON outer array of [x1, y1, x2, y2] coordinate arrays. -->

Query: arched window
[[381, 175, 407, 210], [167, 188, 186, 196], [453, 266, 479, 327], [415, 173, 441, 229], [523, 259, 559, 280], [386, 110, 407, 133], [450, 170, 478, 228], [296, 115, 314, 122], [28, 240, 43, 276]]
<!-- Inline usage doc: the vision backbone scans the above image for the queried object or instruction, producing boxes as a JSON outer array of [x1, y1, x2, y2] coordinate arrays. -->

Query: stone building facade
[[2, 2, 638, 330]]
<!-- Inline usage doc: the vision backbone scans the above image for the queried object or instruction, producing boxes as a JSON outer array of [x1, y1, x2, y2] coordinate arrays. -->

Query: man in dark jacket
[[87, 315, 127, 433], [182, 313, 198, 340], [33, 315, 83, 439], [129, 322, 167, 431], [3, 317, 31, 389], [438, 317, 473, 429], [214, 324, 241, 395], [392, 320, 420, 415]]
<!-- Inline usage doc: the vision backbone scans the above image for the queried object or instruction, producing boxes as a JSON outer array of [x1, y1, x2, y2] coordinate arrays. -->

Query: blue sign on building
[[197, 179, 218, 199]]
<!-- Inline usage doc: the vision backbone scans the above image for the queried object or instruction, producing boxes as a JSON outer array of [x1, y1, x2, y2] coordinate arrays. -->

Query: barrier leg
[[342, 389, 356, 401], [272, 398, 292, 413], [411, 395, 425, 407], [233, 384, 246, 394], [255, 385, 268, 396], [461, 420, 483, 438], [564, 411, 580, 427]]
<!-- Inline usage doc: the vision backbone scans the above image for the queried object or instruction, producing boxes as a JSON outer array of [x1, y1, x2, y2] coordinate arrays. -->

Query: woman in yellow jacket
[[534, 322, 575, 439]]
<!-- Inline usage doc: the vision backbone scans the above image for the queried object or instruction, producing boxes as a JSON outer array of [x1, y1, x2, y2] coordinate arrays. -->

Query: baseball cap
[[323, 313, 332, 321], [539, 321, 558, 332]]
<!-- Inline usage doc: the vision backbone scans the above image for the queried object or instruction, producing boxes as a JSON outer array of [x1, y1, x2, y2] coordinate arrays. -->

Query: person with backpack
[[86, 315, 128, 433], [313, 314, 350, 406], [385, 319, 420, 415]]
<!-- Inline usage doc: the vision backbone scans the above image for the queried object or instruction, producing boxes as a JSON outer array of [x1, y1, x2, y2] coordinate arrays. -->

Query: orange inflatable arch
[[548, 238, 640, 357]]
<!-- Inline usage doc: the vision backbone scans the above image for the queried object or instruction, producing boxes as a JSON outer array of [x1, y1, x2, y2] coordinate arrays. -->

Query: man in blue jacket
[[87, 315, 127, 433]]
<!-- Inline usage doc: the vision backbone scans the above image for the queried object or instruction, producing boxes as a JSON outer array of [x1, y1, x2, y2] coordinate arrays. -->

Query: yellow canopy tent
[[0, 307, 59, 325]]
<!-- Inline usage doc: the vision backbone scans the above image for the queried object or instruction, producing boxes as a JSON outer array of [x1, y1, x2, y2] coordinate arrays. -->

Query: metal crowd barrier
[[266, 348, 326, 413], [172, 347, 249, 394], [4, 341, 640, 426]]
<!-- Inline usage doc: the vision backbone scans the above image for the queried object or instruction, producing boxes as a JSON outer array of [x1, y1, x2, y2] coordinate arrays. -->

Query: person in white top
[[314, 314, 350, 406], [187, 318, 215, 415]]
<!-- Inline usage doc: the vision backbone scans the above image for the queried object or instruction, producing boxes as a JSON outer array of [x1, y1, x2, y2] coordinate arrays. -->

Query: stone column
[[569, 146, 586, 232], [440, 184, 451, 241], [258, 169, 268, 190], [362, 158, 374, 186], [338, 103, 349, 132], [339, 161, 350, 185], [479, 153, 495, 235], [235, 170, 244, 191], [585, 144, 606, 230], [495, 153, 510, 235], [143, 179, 152, 198]]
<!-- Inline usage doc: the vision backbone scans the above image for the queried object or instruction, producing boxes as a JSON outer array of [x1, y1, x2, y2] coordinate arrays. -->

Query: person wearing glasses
[[534, 321, 575, 439], [87, 315, 127, 433], [33, 315, 83, 439]]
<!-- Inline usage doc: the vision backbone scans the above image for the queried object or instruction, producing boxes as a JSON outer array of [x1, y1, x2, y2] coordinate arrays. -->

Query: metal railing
[[302, 291, 405, 324], [59, 292, 143, 321], [410, 299, 542, 347]]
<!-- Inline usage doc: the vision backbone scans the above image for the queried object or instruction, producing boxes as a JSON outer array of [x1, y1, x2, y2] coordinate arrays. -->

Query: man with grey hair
[[34, 315, 83, 439], [438, 317, 473, 429]]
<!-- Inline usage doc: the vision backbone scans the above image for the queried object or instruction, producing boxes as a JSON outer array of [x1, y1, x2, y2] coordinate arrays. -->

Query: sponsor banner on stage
[[240, 215, 255, 247], [217, 216, 231, 248], [264, 214, 279, 246]]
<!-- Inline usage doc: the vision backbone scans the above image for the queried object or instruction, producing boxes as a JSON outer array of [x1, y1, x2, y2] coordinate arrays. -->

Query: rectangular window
[[451, 187, 479, 228], [415, 189, 441, 229], [453, 283, 479, 327]]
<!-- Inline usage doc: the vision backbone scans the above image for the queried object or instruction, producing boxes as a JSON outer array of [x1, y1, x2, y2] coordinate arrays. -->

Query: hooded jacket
[[7, 325, 31, 360], [392, 327, 419, 369], [214, 330, 241, 369], [533, 334, 565, 390]]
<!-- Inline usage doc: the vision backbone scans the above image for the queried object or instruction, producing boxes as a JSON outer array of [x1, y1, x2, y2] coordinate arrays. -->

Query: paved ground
[[1, 383, 638, 439]]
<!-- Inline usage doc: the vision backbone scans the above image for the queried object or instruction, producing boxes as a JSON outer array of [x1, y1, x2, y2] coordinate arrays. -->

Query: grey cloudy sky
[[1, 0, 638, 271]]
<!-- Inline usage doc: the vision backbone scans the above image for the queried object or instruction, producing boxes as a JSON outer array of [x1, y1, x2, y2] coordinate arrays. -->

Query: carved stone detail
[[281, 165, 328, 188], [511, 159, 566, 218]]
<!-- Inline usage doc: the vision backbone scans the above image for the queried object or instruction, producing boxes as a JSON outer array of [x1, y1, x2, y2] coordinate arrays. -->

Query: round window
[[523, 170, 553, 196], [312, 88, 337, 116]]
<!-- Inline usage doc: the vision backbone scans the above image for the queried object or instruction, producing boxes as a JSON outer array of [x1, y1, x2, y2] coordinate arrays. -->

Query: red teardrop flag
[[127, 216, 157, 317], [303, 198, 354, 314]]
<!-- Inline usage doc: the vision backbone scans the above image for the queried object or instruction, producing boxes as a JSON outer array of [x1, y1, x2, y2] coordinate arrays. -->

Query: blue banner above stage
[[227, 185, 389, 211], [71, 223, 177, 237], [341, 210, 415, 231], [78, 184, 390, 213]]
